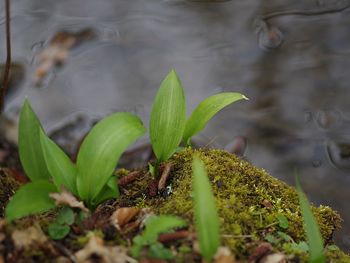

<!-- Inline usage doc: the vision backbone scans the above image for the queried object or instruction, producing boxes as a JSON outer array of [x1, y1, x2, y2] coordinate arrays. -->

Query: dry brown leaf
[[260, 253, 286, 263], [75, 235, 137, 263], [214, 247, 236, 263], [34, 29, 94, 85], [110, 207, 140, 230], [11, 224, 48, 250], [49, 188, 89, 212]]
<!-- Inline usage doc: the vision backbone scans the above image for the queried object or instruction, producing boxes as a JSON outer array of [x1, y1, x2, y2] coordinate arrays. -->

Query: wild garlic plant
[[6, 99, 145, 220], [149, 69, 248, 175]]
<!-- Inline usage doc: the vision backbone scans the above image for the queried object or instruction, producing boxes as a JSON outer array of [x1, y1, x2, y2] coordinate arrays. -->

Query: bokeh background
[[1, 0, 350, 251]]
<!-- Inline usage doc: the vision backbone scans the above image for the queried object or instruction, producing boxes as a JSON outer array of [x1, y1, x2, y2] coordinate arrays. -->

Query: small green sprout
[[296, 175, 326, 263], [5, 99, 146, 220], [131, 215, 187, 259], [192, 155, 220, 261], [276, 213, 289, 229], [48, 207, 75, 240], [150, 70, 247, 174]]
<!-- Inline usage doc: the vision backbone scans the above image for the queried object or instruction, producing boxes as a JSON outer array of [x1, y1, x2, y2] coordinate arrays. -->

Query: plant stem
[[0, 0, 11, 114]]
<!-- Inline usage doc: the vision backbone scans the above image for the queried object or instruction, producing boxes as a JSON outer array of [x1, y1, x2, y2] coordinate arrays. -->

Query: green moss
[[146, 148, 348, 261]]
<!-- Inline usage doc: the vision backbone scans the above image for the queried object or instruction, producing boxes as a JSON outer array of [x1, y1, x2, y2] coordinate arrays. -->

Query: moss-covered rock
[[146, 148, 349, 261]]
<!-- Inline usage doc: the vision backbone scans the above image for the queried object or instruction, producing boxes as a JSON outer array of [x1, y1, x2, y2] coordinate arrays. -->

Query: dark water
[[1, 0, 350, 251]]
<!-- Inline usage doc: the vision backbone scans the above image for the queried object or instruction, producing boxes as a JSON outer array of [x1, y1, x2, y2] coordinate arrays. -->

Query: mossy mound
[[0, 168, 21, 217], [147, 148, 349, 261]]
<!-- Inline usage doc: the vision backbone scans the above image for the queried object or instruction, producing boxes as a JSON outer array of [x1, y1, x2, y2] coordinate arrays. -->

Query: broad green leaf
[[183, 93, 248, 145], [143, 215, 187, 243], [92, 176, 119, 206], [150, 70, 186, 162], [39, 129, 77, 194], [18, 99, 50, 181], [76, 112, 145, 203], [48, 223, 70, 240], [56, 207, 75, 225], [192, 156, 220, 261], [5, 181, 57, 221], [296, 176, 325, 263]]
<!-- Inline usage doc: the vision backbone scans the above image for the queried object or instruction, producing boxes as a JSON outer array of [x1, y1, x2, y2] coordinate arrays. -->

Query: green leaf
[[92, 176, 119, 206], [18, 99, 50, 181], [150, 70, 186, 162], [131, 215, 187, 259], [276, 213, 289, 229], [48, 223, 70, 240], [143, 215, 187, 243], [148, 242, 174, 260], [76, 112, 145, 203], [39, 129, 77, 194], [5, 181, 57, 221], [56, 207, 75, 225], [296, 176, 325, 263], [192, 156, 220, 261], [183, 92, 248, 145]]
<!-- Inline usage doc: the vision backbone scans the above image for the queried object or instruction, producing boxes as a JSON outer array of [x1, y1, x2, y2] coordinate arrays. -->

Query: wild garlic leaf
[[39, 129, 77, 194], [183, 92, 248, 145], [92, 176, 119, 206], [5, 181, 57, 221], [76, 112, 145, 203], [150, 70, 186, 162], [18, 99, 50, 181], [296, 176, 325, 263], [192, 155, 220, 261]]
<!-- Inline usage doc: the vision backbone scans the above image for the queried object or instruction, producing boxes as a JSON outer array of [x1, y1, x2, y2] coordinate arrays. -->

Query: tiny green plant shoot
[[192, 155, 220, 261], [149, 70, 248, 174], [296, 175, 326, 263], [131, 215, 187, 260], [5, 99, 146, 220]]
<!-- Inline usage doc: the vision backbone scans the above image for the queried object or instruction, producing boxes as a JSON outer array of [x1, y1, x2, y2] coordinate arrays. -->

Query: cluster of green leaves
[[48, 207, 75, 240], [192, 156, 220, 261], [150, 70, 248, 172], [131, 215, 187, 260], [5, 99, 146, 220]]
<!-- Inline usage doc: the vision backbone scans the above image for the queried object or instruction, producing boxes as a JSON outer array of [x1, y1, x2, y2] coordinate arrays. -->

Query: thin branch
[[0, 0, 11, 113]]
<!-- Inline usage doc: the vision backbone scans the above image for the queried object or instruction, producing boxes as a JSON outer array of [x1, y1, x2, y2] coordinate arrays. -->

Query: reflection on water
[[1, 0, 350, 251]]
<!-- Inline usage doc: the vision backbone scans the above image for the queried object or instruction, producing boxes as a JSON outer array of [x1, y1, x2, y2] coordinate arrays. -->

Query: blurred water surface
[[1, 0, 350, 251]]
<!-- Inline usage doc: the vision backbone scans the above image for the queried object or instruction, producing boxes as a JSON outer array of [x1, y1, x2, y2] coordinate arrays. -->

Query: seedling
[[5, 99, 146, 220], [296, 175, 326, 263], [48, 206, 75, 240], [192, 155, 220, 261], [149, 70, 247, 175], [131, 215, 187, 259]]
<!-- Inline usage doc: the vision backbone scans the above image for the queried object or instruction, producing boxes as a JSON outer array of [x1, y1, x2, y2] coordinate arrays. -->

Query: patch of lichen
[[147, 148, 346, 260]]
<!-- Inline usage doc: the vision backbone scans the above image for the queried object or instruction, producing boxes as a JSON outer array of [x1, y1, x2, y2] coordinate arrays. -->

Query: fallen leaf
[[11, 224, 48, 250], [50, 188, 89, 212], [34, 29, 94, 85], [75, 235, 137, 263], [260, 253, 286, 263], [214, 247, 236, 263], [110, 207, 140, 230]]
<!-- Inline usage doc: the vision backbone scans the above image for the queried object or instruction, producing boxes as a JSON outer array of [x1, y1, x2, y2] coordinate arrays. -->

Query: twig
[[158, 230, 191, 243], [158, 162, 172, 191], [118, 170, 141, 187], [259, 3, 350, 21], [0, 0, 11, 113]]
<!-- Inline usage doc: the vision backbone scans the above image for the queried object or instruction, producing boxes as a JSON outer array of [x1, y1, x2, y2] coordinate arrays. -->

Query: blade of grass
[[192, 155, 220, 261], [5, 181, 57, 221], [150, 70, 186, 162], [76, 112, 145, 203], [39, 129, 77, 195], [183, 92, 248, 145], [18, 99, 50, 181], [295, 175, 325, 263]]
